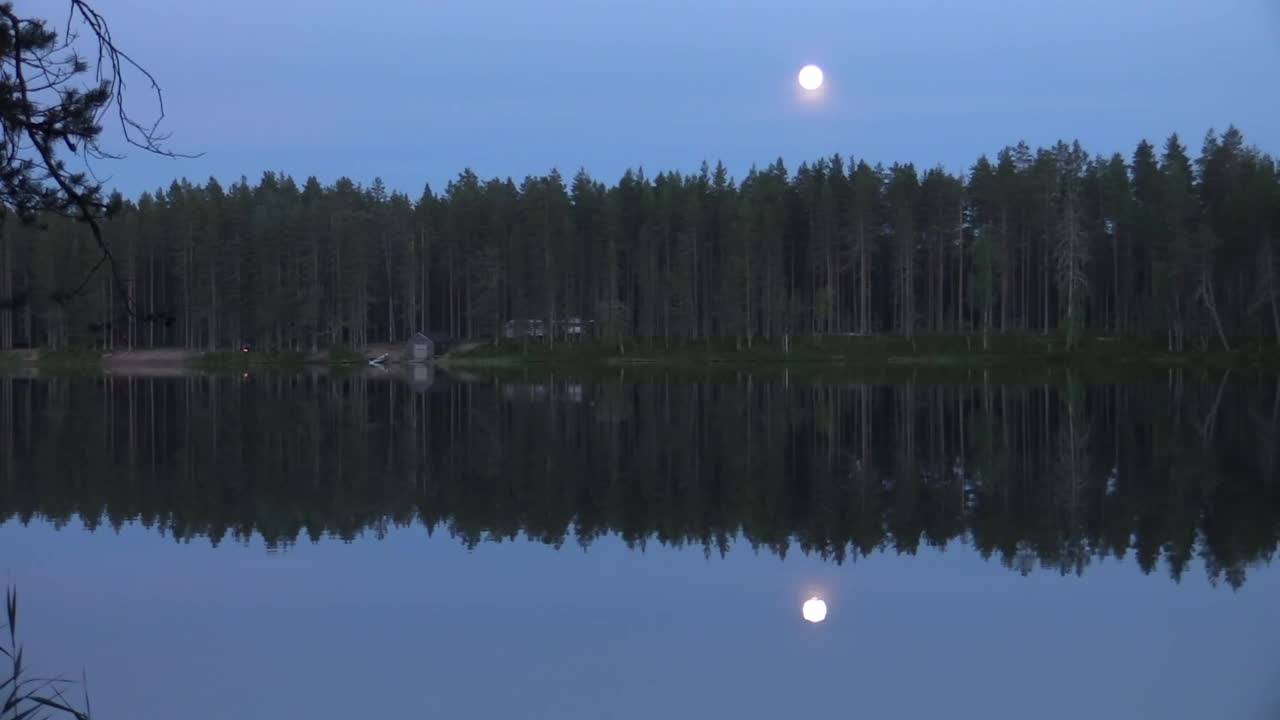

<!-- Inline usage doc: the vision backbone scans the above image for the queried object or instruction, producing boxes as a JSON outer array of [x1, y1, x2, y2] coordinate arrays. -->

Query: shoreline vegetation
[[3, 333, 1280, 373], [435, 334, 1280, 370]]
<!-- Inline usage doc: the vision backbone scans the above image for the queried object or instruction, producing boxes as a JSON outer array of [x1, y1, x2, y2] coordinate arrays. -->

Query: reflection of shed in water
[[405, 332, 434, 364], [411, 364, 434, 392], [501, 383, 586, 403]]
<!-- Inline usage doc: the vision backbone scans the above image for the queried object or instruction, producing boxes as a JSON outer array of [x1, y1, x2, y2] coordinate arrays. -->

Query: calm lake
[[2, 369, 1279, 719]]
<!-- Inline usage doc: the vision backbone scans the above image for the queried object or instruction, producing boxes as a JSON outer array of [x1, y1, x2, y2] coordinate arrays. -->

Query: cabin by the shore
[[406, 332, 434, 363], [502, 317, 593, 340]]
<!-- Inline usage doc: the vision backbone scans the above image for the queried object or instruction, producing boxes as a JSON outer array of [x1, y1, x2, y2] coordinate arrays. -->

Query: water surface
[[2, 371, 1278, 719]]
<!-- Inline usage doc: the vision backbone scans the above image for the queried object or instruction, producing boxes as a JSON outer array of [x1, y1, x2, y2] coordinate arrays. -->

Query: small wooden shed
[[406, 332, 434, 363]]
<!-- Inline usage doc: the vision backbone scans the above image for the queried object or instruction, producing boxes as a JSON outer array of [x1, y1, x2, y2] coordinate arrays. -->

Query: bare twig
[[66, 0, 197, 161]]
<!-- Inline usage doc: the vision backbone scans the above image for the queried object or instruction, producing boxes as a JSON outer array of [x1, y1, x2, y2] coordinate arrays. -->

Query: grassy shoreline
[[194, 345, 367, 370], [0, 346, 371, 372], [4, 334, 1279, 373], [437, 334, 1280, 371]]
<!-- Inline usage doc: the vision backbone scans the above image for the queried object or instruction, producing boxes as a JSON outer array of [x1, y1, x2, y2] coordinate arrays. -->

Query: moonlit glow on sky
[[90, 0, 1279, 196], [798, 65, 824, 91], [802, 596, 828, 623]]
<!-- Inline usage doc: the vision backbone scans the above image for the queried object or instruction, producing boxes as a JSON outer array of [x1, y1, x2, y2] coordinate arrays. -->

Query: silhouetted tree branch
[[0, 1, 191, 318]]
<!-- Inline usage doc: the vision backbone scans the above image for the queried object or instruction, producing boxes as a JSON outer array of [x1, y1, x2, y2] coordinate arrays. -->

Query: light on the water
[[802, 596, 827, 623]]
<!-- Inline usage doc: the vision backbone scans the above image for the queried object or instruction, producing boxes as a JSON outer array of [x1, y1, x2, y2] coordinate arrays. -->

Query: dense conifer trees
[[1, 128, 1275, 351]]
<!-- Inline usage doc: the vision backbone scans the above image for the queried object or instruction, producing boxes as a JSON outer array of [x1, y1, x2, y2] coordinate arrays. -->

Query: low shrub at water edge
[[441, 333, 1280, 369], [196, 349, 309, 369], [195, 350, 251, 369], [196, 346, 374, 369], [37, 348, 103, 369], [327, 344, 365, 365]]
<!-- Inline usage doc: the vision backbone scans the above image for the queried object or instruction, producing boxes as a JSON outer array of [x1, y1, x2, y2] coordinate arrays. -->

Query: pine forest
[[1, 126, 1276, 354]]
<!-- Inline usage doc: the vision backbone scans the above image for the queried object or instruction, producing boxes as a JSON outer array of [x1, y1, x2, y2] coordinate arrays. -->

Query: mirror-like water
[[2, 371, 1278, 719]]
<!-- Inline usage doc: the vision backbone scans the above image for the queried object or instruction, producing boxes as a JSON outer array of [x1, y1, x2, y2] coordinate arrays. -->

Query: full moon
[[798, 64, 824, 91], [802, 596, 828, 623]]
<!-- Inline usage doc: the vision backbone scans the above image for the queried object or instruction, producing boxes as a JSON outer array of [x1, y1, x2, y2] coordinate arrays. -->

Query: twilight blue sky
[[85, 0, 1280, 196]]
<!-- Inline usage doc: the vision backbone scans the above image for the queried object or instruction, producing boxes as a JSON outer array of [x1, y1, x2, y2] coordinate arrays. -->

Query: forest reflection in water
[[1, 368, 1277, 588]]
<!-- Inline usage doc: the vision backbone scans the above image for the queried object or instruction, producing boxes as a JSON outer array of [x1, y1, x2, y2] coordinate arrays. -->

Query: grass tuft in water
[[3, 586, 91, 720]]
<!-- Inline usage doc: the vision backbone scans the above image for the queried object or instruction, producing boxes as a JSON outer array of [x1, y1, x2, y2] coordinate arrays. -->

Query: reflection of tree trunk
[[745, 374, 753, 491], [14, 362, 1280, 584], [957, 386, 966, 510], [1042, 384, 1050, 492], [388, 380, 396, 469], [1273, 377, 1280, 430], [999, 385, 1010, 507], [1270, 378, 1280, 486], [1171, 368, 1184, 430], [859, 384, 870, 502], [1, 380, 11, 487], [210, 377, 218, 458], [1063, 372, 1083, 524], [1251, 377, 1280, 487], [0, 218, 8, 350], [1196, 370, 1230, 445], [932, 387, 943, 483], [1271, 294, 1280, 346], [1113, 384, 1121, 485]]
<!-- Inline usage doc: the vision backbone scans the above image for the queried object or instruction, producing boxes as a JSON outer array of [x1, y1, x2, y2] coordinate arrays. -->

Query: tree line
[[1, 126, 1276, 352], [2, 370, 1276, 587]]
